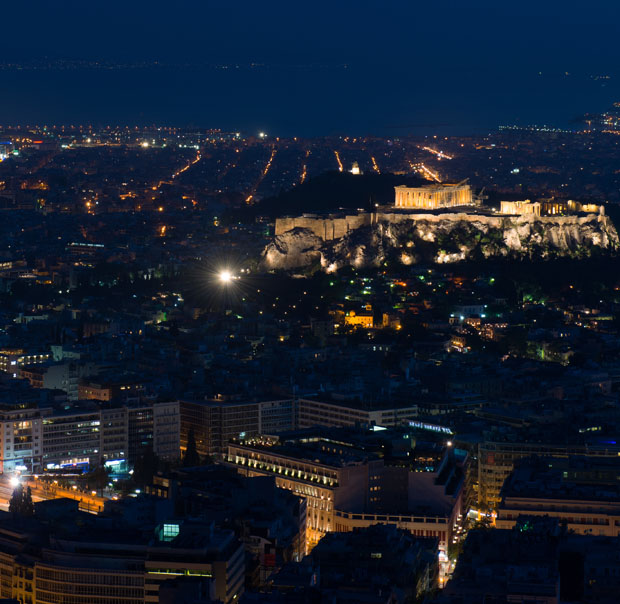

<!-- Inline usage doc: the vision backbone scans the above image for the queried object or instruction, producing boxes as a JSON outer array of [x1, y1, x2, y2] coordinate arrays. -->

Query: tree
[[183, 428, 201, 467], [24, 487, 34, 516], [133, 445, 161, 487], [87, 465, 110, 492], [9, 484, 34, 517]]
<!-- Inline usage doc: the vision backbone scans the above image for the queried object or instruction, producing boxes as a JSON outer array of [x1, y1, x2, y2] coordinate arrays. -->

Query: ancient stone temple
[[500, 199, 604, 217], [394, 181, 475, 209]]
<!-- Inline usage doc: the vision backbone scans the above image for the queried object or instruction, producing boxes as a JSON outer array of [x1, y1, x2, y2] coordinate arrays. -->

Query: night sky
[[2, 1, 620, 134]]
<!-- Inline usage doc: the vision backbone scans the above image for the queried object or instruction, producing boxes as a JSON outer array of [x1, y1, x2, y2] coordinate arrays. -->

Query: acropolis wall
[[275, 210, 611, 243], [275, 213, 375, 240]]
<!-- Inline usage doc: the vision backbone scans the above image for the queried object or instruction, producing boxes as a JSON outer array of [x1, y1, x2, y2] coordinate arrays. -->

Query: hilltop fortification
[[263, 183, 618, 271], [266, 211, 617, 271]]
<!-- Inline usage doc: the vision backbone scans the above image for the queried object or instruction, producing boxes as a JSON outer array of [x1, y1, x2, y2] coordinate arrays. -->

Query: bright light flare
[[9, 476, 19, 488], [219, 270, 233, 284]]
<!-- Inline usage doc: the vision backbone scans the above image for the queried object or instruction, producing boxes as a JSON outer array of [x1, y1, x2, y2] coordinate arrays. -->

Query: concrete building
[[20, 361, 99, 400], [180, 399, 295, 459], [0, 501, 245, 604], [0, 403, 46, 474], [127, 401, 181, 465], [100, 405, 128, 464], [475, 440, 620, 510], [226, 428, 465, 554], [227, 434, 379, 549], [41, 404, 101, 470], [0, 349, 49, 377], [180, 397, 423, 462], [0, 399, 180, 474], [439, 517, 562, 604], [296, 398, 420, 430], [295, 524, 438, 603], [78, 375, 145, 402], [146, 465, 307, 589], [496, 456, 620, 537]]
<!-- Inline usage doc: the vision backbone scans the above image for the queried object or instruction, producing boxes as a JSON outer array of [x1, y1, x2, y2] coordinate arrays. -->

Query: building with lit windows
[[296, 398, 420, 430], [0, 403, 46, 474], [227, 434, 377, 549], [41, 405, 101, 470], [100, 406, 128, 464], [0, 141, 13, 161], [0, 398, 180, 474], [180, 398, 294, 459], [476, 441, 620, 510], [78, 375, 145, 401], [146, 465, 307, 589], [226, 428, 465, 554], [343, 307, 374, 329], [0, 349, 50, 377], [496, 457, 620, 537], [20, 361, 99, 400], [0, 501, 245, 604]]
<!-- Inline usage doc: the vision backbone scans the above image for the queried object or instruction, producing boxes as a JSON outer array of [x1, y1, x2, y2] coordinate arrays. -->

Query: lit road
[[407, 159, 440, 183], [246, 146, 277, 203], [370, 156, 380, 173], [419, 163, 441, 182], [300, 149, 310, 184], [419, 146, 453, 160], [333, 150, 343, 172], [171, 150, 202, 180], [152, 149, 203, 191], [0, 475, 107, 514]]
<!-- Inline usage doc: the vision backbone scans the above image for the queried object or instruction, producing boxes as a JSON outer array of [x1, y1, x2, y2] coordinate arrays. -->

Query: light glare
[[219, 270, 232, 283]]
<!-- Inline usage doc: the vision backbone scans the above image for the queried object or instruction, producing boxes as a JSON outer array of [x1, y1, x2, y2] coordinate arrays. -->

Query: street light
[[9, 476, 19, 488], [219, 270, 233, 284]]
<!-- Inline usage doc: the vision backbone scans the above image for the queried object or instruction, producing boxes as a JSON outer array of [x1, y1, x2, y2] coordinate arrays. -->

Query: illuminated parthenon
[[394, 180, 476, 209]]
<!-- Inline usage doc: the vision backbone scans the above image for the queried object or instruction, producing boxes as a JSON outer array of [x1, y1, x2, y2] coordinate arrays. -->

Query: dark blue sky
[[1, 1, 620, 134], [3, 1, 619, 70]]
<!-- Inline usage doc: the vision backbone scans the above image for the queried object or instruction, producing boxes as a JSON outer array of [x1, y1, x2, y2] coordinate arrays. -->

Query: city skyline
[[1, 2, 620, 602]]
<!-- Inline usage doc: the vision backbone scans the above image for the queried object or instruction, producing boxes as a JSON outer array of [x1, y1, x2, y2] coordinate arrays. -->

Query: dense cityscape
[[4, 2, 620, 603], [0, 118, 619, 602]]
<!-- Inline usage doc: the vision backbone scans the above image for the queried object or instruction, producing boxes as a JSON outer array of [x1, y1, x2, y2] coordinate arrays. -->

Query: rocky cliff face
[[262, 212, 620, 271]]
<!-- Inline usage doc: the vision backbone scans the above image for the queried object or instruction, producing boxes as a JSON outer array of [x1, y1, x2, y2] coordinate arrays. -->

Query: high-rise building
[[0, 400, 180, 474], [180, 399, 294, 459]]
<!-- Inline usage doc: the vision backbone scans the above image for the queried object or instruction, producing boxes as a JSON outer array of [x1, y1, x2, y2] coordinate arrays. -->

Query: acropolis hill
[[263, 182, 619, 271]]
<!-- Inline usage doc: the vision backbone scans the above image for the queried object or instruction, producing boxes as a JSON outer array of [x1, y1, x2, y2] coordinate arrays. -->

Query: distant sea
[[0, 64, 618, 137]]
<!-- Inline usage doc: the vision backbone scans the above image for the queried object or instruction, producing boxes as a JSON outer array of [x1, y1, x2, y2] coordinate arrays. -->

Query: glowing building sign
[[407, 420, 453, 435]]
